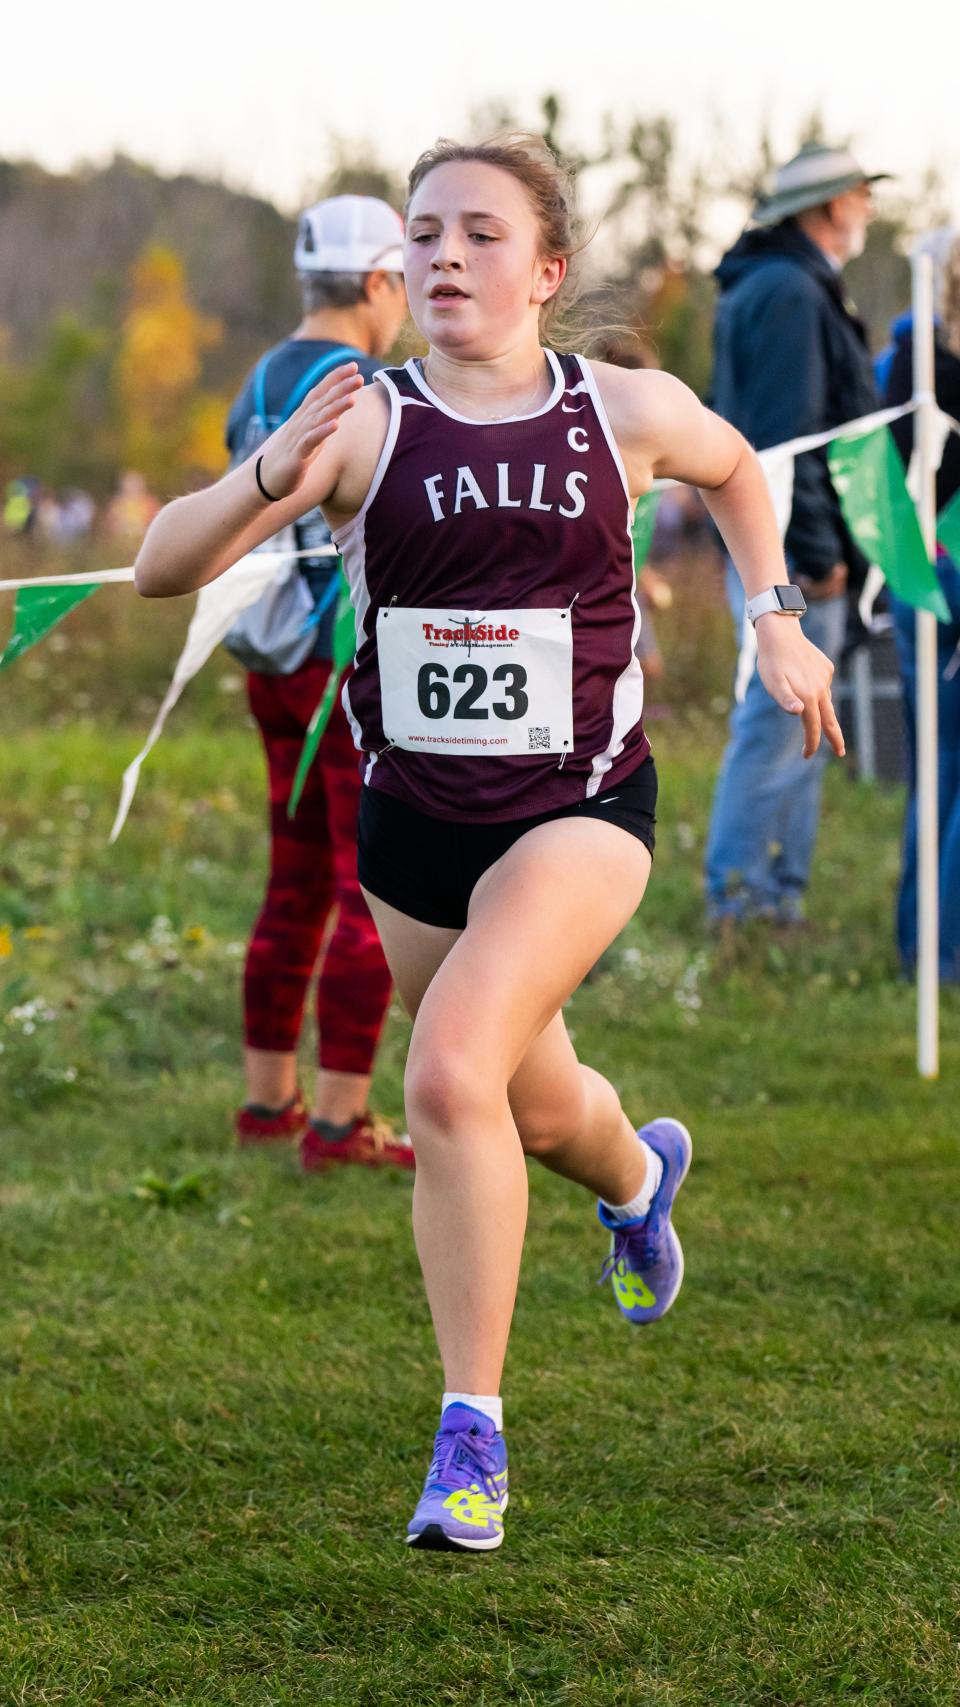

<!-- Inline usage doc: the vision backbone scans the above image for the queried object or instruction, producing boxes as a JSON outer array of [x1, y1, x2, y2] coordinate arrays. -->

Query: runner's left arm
[[134, 363, 364, 598], [595, 363, 843, 761]]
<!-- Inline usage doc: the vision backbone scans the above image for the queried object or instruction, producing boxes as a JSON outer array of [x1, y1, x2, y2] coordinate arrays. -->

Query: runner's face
[[404, 161, 564, 356]]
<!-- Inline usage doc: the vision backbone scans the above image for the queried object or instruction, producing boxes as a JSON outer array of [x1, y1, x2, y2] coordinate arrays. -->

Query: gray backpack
[[223, 345, 357, 674]]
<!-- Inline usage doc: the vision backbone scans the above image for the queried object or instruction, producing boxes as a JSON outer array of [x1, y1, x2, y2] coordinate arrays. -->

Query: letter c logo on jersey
[[567, 425, 590, 454]]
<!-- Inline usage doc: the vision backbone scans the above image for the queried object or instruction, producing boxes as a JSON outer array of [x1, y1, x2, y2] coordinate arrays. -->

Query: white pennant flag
[[109, 552, 288, 841]]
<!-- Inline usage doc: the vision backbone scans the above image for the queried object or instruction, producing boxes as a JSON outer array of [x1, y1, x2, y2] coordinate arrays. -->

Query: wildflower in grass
[[6, 997, 57, 1035], [126, 915, 183, 971], [183, 925, 208, 945], [39, 1064, 78, 1085], [0, 925, 12, 959], [23, 926, 51, 941]]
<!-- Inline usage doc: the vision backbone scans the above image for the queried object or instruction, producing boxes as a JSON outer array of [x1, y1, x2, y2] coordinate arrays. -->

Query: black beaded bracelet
[[255, 454, 280, 503]]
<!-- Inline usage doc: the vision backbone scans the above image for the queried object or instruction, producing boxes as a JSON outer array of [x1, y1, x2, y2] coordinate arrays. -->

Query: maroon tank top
[[333, 350, 650, 822]]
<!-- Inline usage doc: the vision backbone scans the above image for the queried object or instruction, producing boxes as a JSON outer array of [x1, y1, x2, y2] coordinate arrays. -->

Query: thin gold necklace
[[422, 357, 549, 422]]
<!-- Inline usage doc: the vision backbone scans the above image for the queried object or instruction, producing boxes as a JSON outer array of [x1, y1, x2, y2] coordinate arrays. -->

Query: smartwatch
[[745, 584, 807, 625]]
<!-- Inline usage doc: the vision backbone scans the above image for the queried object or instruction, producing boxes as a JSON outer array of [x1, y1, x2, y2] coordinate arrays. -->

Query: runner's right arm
[[135, 364, 364, 598]]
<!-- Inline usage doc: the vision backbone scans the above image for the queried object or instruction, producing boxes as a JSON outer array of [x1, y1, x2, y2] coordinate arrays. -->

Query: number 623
[[416, 661, 529, 722]]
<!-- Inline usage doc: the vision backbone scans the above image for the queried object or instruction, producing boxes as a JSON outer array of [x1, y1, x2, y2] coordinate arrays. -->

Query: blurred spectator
[[224, 194, 412, 1169], [703, 143, 886, 926], [883, 228, 960, 983], [634, 569, 666, 685], [649, 486, 712, 560], [105, 470, 160, 541], [38, 487, 96, 545], [3, 477, 40, 536]]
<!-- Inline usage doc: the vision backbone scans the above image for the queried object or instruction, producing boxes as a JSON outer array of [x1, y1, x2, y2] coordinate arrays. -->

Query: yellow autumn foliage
[[183, 394, 231, 480], [114, 246, 228, 489]]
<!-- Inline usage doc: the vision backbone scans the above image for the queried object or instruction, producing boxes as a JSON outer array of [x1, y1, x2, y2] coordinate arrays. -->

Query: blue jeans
[[890, 560, 960, 983], [704, 565, 847, 919]]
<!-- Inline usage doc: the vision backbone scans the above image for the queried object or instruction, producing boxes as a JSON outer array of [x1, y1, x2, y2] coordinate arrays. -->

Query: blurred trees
[[0, 316, 105, 489], [0, 112, 948, 499], [113, 246, 226, 488], [0, 242, 231, 496]]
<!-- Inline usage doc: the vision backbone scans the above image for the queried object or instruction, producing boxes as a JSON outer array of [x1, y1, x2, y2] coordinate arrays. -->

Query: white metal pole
[[911, 251, 939, 1078]]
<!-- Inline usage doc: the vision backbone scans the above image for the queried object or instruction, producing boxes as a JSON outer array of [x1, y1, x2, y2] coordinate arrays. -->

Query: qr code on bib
[[528, 727, 551, 751]]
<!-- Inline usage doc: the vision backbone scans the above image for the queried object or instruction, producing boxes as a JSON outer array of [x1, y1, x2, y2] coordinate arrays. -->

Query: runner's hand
[[257, 363, 364, 499], [755, 614, 845, 759]]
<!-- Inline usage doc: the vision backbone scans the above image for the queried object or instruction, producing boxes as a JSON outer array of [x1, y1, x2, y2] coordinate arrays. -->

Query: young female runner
[[135, 135, 843, 1554]]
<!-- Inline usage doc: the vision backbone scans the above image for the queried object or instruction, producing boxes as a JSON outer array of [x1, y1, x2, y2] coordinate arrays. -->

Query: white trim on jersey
[[571, 356, 632, 506], [405, 349, 565, 424], [332, 369, 404, 645], [331, 370, 402, 555], [341, 677, 378, 785], [571, 355, 647, 798]]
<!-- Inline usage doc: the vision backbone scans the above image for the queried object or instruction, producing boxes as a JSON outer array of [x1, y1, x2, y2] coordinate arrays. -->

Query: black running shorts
[[357, 755, 657, 930]]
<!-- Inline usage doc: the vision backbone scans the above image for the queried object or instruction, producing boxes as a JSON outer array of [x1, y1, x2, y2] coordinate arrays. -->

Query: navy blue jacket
[[885, 320, 960, 514], [710, 223, 878, 582]]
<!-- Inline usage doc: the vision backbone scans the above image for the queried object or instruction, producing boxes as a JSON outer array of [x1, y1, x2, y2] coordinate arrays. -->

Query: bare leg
[[244, 1046, 299, 1108], [364, 817, 652, 1394], [311, 1069, 372, 1125], [508, 1012, 648, 1204]]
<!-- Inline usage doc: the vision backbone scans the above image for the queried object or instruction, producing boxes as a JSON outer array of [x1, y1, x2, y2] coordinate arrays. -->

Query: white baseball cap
[[294, 195, 405, 274]]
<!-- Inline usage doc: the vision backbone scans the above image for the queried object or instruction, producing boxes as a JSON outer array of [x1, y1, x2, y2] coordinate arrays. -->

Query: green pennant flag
[[632, 490, 661, 572], [288, 572, 357, 819], [937, 485, 960, 566], [0, 581, 101, 671], [827, 427, 950, 621]]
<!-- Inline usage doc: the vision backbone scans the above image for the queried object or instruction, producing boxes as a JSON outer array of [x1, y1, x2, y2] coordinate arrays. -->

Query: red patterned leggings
[[244, 663, 392, 1073]]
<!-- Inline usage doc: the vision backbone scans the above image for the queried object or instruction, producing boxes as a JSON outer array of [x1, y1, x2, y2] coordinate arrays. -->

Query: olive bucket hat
[[752, 142, 891, 226]]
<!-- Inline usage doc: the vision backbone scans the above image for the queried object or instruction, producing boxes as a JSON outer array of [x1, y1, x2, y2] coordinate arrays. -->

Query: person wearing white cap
[[704, 143, 888, 927], [223, 195, 411, 1169]]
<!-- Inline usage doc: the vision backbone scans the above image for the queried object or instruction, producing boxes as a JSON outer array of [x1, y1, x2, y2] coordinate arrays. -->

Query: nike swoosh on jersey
[[599, 795, 620, 803], [561, 403, 586, 413]]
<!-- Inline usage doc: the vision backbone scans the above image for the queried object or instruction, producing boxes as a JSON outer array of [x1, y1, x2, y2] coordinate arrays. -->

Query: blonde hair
[[405, 133, 589, 349]]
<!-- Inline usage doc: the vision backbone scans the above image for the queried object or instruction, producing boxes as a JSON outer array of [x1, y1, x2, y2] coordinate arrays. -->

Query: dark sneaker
[[235, 1090, 307, 1145], [406, 1404, 508, 1552], [598, 1117, 692, 1324], [300, 1112, 415, 1172]]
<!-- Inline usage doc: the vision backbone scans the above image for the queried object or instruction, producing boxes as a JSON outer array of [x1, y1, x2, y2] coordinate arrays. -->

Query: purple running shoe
[[598, 1117, 693, 1325], [406, 1403, 509, 1552]]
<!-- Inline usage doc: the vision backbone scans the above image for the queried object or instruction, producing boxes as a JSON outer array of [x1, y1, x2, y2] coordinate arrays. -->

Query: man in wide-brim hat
[[704, 142, 890, 927], [752, 141, 890, 227]]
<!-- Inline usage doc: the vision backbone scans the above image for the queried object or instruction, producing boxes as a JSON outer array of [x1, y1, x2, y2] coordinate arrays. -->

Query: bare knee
[[404, 1043, 508, 1149]]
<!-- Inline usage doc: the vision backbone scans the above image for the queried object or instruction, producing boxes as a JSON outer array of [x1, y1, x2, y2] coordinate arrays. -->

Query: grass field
[[1, 645, 958, 1702]]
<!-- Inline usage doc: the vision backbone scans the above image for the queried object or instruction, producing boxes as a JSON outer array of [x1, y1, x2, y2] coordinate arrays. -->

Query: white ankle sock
[[602, 1138, 663, 1223], [442, 1392, 503, 1432]]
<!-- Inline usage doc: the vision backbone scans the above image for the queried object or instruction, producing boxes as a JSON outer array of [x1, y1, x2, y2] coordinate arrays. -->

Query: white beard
[[844, 226, 868, 263]]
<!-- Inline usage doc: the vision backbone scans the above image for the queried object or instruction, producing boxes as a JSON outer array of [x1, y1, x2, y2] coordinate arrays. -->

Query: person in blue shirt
[[226, 195, 413, 1168], [883, 229, 960, 984]]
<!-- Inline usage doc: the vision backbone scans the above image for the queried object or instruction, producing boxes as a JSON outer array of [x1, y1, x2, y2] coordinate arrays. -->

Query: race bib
[[377, 605, 574, 757]]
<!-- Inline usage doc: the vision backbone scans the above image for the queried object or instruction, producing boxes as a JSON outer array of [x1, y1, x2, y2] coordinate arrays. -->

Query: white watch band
[[745, 586, 804, 626]]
